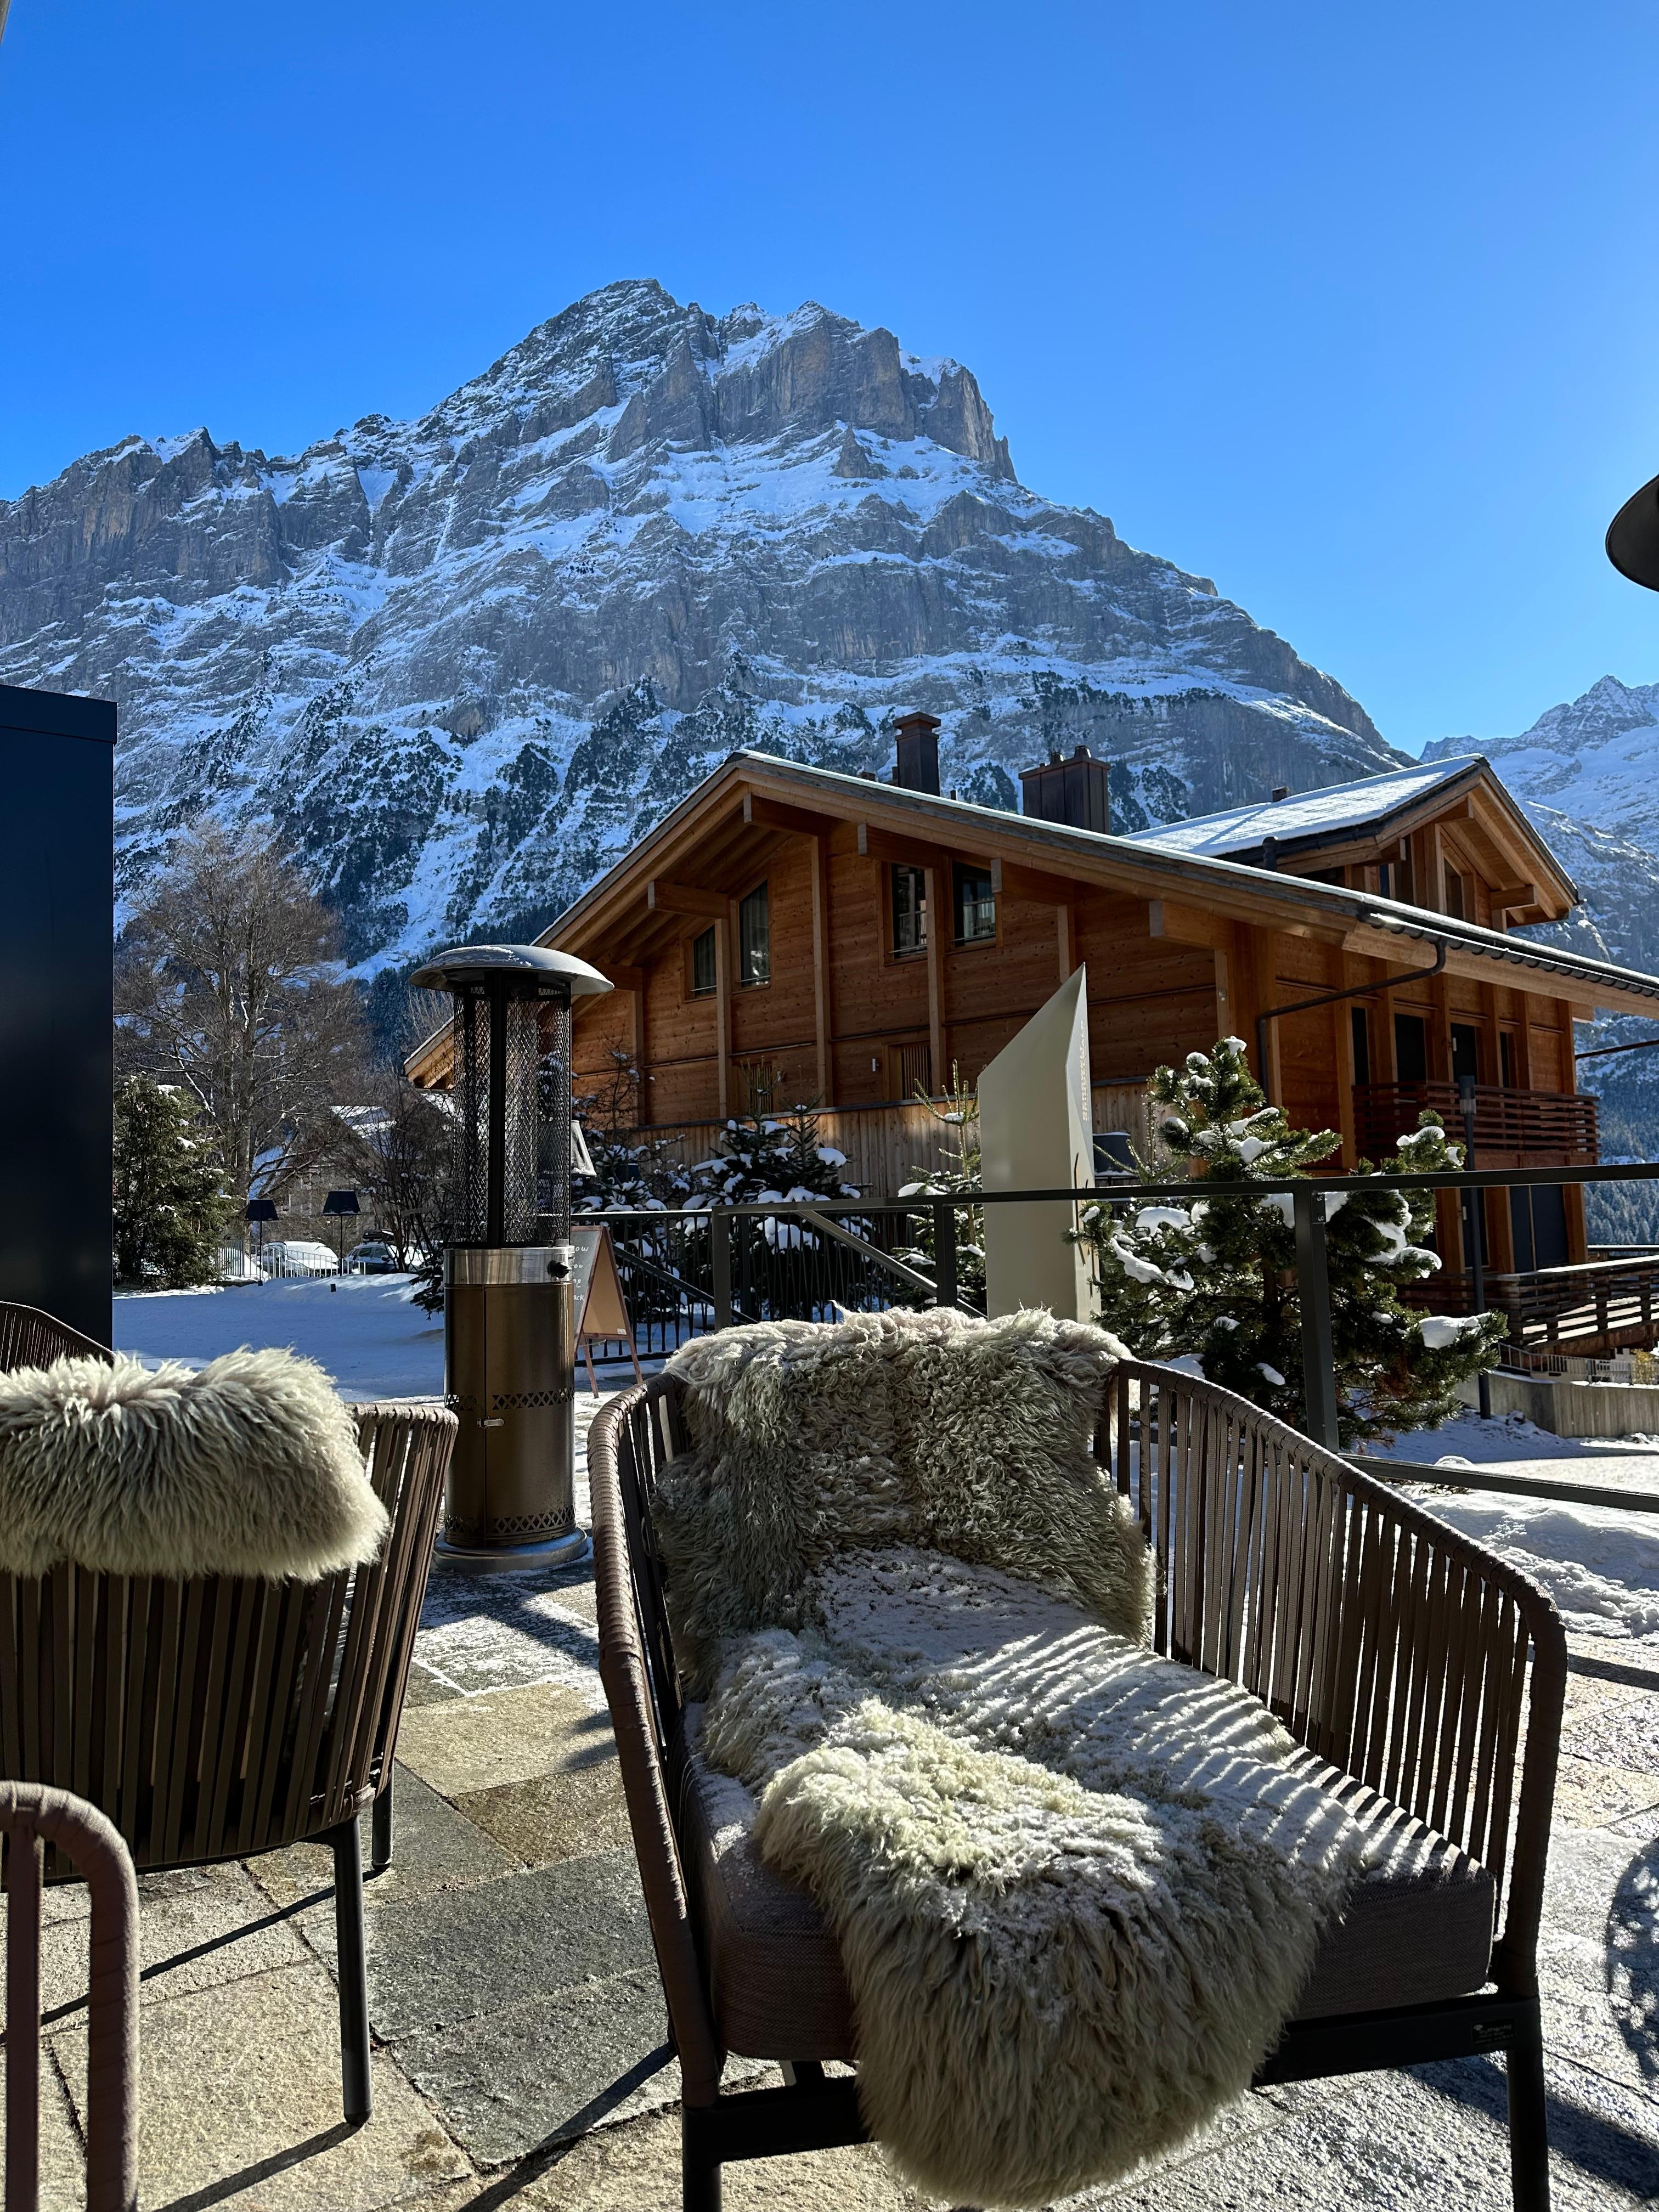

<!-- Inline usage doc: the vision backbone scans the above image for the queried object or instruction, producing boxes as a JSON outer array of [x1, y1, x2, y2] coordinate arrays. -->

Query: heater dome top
[[410, 943, 613, 996]]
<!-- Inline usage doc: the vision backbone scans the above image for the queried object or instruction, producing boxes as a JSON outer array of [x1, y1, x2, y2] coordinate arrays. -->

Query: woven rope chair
[[2, 1783, 139, 2212], [589, 1357, 1566, 2212], [0, 1303, 457, 2124]]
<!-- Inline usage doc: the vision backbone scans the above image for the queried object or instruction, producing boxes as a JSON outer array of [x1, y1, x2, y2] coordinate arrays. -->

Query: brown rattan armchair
[[589, 1358, 1567, 2212], [0, 1302, 457, 2125]]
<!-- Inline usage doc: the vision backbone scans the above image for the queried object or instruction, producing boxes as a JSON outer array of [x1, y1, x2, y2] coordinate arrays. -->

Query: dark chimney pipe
[[1019, 742, 1110, 834], [891, 712, 941, 796]]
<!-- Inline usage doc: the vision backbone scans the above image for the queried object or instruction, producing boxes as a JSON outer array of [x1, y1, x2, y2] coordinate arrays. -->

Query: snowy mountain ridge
[[0, 278, 1397, 980]]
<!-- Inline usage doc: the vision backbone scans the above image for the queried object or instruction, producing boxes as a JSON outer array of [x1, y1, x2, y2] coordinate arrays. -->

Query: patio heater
[[409, 943, 612, 1566]]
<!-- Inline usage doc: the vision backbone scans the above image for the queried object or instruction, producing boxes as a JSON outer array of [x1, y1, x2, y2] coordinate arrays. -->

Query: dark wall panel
[[0, 686, 115, 1346]]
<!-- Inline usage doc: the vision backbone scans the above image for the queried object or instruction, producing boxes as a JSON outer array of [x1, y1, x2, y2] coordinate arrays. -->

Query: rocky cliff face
[[1, 278, 1398, 973]]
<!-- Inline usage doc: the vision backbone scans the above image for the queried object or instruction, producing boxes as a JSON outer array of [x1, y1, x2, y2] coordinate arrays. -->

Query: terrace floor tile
[[393, 1965, 675, 2169], [52, 1959, 471, 2212], [394, 1685, 614, 1801], [247, 1766, 517, 1915]]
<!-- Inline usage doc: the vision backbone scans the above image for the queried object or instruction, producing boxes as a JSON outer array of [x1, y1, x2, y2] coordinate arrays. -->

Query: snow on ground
[[113, 1273, 445, 1400], [1360, 1408, 1659, 1648]]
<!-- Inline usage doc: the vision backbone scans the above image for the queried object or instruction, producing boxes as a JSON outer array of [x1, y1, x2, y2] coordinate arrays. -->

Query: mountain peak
[[0, 278, 1390, 977]]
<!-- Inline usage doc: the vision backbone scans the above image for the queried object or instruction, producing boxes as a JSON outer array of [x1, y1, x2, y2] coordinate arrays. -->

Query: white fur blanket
[[659, 1311, 1368, 2207], [0, 1350, 387, 1581]]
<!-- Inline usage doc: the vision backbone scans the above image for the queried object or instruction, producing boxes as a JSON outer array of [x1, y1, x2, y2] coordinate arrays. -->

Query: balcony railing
[[1353, 1080, 1598, 1164]]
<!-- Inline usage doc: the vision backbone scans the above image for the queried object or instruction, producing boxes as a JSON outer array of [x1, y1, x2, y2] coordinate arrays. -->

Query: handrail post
[[933, 1201, 958, 1311], [1294, 1183, 1340, 1449], [710, 1210, 733, 1330]]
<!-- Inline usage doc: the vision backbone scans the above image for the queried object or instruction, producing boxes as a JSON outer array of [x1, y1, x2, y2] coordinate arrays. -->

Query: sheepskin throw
[[660, 1310, 1369, 2208], [0, 1350, 388, 1581]]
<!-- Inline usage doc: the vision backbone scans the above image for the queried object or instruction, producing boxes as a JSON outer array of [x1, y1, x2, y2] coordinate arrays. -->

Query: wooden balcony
[[1426, 1254, 1659, 1356], [1353, 1080, 1598, 1165]]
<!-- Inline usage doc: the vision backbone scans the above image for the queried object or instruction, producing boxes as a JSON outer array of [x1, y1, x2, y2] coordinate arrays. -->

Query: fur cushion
[[0, 1350, 388, 1581], [658, 1306, 1152, 1690]]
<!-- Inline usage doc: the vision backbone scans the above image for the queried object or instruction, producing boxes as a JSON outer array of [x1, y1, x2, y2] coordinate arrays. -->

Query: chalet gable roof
[[403, 745, 1659, 1084], [1119, 754, 1578, 905], [539, 747, 1652, 1007]]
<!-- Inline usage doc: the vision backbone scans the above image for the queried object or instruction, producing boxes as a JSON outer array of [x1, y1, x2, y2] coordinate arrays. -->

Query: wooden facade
[[408, 746, 1659, 1277]]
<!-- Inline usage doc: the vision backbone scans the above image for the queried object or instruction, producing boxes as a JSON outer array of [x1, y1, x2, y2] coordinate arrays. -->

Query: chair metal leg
[[371, 1774, 393, 1873], [1507, 2012, 1551, 2212], [330, 1820, 373, 2125], [681, 2106, 721, 2212]]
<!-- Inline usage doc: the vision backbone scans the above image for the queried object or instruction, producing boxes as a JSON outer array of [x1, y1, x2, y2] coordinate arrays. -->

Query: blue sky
[[3, 1, 1657, 753]]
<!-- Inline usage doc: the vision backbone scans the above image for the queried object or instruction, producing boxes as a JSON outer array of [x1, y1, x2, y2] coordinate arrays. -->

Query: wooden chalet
[[409, 714, 1659, 1289]]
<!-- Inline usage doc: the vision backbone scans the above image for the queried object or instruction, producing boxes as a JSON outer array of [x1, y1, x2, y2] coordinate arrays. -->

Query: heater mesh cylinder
[[447, 980, 573, 1246]]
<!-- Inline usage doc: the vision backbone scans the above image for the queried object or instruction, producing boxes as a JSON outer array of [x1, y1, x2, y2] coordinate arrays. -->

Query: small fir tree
[[113, 1076, 231, 1288], [1072, 1036, 1503, 1445], [689, 1070, 858, 1206], [895, 1067, 985, 1307]]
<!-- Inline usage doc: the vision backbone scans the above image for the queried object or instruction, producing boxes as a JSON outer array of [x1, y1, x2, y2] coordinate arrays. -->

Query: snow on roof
[[1119, 757, 1480, 859]]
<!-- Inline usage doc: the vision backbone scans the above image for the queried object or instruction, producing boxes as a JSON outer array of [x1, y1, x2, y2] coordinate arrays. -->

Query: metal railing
[[591, 1156, 1659, 1448], [1354, 1080, 1598, 1163]]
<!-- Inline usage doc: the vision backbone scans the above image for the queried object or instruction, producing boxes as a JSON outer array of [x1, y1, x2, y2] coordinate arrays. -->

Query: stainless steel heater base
[[433, 1528, 592, 1573]]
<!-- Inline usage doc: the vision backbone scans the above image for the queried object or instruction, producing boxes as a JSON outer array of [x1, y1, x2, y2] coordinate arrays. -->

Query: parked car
[[347, 1240, 399, 1274], [263, 1239, 338, 1277]]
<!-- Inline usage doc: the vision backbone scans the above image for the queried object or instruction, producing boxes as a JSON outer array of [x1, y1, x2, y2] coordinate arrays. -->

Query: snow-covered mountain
[[1426, 676, 1659, 974], [1, 279, 1397, 979], [1425, 676, 1659, 1188]]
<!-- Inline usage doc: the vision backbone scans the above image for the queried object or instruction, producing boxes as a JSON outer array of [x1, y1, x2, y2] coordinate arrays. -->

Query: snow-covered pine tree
[[113, 1075, 231, 1287], [1073, 1036, 1503, 1444], [689, 1069, 859, 1206], [895, 1067, 986, 1306]]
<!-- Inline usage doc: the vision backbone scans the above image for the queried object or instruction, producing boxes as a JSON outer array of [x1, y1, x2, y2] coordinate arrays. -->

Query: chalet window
[[1500, 1032, 1517, 1088], [953, 863, 996, 944], [738, 883, 770, 986], [1376, 862, 1394, 898], [690, 926, 716, 997], [1451, 1023, 1480, 1086], [1350, 1006, 1370, 1085], [1395, 1012, 1428, 1084], [891, 865, 927, 956], [1443, 864, 1466, 919]]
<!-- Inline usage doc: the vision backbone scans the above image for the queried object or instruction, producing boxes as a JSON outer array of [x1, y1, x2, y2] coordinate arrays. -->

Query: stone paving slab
[[515, 2107, 929, 2210], [456, 1760, 633, 1870], [393, 1966, 676, 2169], [52, 1960, 470, 2212], [38, 1860, 312, 2019], [396, 1684, 612, 1800], [324, 1850, 656, 2044], [247, 1766, 518, 1916]]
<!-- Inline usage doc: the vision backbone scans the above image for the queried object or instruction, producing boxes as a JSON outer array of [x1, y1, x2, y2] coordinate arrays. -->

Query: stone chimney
[[1019, 743, 1110, 834], [891, 712, 941, 796]]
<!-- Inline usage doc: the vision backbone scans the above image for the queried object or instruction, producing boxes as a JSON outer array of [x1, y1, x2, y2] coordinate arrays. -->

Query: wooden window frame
[[887, 864, 928, 963], [737, 881, 770, 990], [951, 861, 998, 950], [685, 925, 717, 1000]]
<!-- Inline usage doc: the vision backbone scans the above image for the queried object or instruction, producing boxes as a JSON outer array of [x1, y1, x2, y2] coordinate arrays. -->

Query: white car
[[263, 1239, 338, 1277]]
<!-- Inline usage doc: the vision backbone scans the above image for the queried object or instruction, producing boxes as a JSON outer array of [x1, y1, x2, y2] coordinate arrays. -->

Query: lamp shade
[[322, 1189, 360, 1217], [245, 1198, 279, 1223], [1607, 471, 1659, 592]]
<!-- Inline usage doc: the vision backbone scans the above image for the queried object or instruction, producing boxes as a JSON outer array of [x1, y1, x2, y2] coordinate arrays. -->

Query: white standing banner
[[977, 966, 1095, 1321]]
